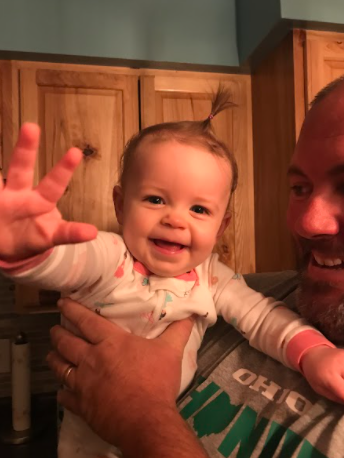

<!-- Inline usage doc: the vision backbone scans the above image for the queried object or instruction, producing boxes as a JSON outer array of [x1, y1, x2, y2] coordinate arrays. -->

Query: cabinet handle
[[82, 145, 97, 157], [222, 244, 229, 254]]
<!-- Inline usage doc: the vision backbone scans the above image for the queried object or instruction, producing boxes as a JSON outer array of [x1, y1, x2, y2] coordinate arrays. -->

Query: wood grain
[[0, 61, 19, 177], [16, 62, 139, 310], [306, 30, 344, 104], [252, 33, 298, 272]]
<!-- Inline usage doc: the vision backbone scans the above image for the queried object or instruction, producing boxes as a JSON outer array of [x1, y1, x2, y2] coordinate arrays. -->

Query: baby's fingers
[[318, 375, 344, 404], [52, 221, 98, 246], [6, 123, 40, 191], [36, 148, 83, 203]]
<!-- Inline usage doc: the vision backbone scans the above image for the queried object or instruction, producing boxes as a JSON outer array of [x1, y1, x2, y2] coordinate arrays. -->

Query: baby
[[0, 89, 343, 458]]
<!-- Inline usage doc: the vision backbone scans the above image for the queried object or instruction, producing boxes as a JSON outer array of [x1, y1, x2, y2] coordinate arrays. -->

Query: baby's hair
[[119, 85, 238, 197]]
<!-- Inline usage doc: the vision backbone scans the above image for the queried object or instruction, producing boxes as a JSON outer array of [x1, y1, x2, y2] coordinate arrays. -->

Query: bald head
[[310, 75, 344, 109]]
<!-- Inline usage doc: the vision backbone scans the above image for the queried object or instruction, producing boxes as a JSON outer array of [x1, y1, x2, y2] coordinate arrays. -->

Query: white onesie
[[7, 232, 324, 458]]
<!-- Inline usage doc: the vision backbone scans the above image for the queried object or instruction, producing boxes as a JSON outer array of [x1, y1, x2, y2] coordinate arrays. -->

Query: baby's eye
[[191, 205, 209, 215], [145, 196, 164, 205]]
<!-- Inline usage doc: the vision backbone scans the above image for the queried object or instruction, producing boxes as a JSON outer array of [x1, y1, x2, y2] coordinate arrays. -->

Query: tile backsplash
[[0, 275, 60, 398]]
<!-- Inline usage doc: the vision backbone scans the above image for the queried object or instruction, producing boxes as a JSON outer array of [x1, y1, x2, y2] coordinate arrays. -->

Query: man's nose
[[293, 195, 339, 239], [161, 211, 187, 230]]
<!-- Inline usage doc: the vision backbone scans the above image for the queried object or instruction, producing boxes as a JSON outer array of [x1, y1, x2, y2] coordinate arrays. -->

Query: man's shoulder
[[243, 270, 299, 306]]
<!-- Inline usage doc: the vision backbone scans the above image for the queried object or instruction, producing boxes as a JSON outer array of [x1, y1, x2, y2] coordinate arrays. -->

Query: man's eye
[[191, 205, 209, 215], [146, 196, 164, 205], [336, 183, 344, 195], [290, 185, 311, 197]]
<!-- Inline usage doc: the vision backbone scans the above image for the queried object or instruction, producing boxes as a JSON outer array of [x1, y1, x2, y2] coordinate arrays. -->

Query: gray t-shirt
[[178, 271, 344, 458]]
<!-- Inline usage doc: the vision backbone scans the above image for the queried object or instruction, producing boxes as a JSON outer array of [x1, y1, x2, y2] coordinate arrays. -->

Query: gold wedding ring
[[62, 364, 75, 389]]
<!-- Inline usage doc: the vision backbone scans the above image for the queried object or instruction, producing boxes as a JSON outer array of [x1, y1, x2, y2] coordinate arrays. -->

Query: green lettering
[[259, 421, 286, 458], [180, 382, 220, 420], [193, 391, 241, 439], [278, 429, 303, 458], [297, 440, 326, 458], [219, 405, 268, 457]]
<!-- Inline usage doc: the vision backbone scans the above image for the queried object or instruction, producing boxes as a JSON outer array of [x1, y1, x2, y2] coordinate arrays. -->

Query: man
[[48, 77, 344, 458]]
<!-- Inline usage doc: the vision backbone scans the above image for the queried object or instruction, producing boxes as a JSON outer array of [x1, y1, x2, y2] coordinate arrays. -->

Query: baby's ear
[[217, 212, 231, 239], [113, 185, 124, 225]]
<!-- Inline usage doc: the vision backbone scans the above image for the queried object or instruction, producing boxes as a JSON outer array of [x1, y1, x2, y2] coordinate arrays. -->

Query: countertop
[[0, 393, 57, 458]]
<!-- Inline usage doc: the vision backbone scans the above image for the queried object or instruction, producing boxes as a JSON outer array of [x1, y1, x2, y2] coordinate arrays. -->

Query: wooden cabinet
[[305, 30, 344, 104], [17, 62, 139, 233], [252, 29, 344, 273], [0, 61, 17, 178], [8, 62, 140, 311], [1, 62, 254, 312]]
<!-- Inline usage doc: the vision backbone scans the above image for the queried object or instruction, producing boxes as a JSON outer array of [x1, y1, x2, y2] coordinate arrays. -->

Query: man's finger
[[0, 169, 4, 192], [6, 123, 40, 190], [58, 299, 127, 344], [35, 148, 83, 203], [57, 388, 80, 416], [46, 349, 76, 387], [158, 316, 195, 353], [50, 325, 89, 366]]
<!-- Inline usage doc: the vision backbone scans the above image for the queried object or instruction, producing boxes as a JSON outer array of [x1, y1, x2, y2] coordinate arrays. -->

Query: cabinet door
[[15, 62, 139, 311], [306, 30, 344, 104], [19, 63, 139, 232], [0, 61, 18, 179], [140, 73, 254, 273]]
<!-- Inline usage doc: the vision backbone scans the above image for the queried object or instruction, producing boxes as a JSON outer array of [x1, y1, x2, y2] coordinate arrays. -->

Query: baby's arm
[[0, 123, 97, 267], [212, 256, 344, 403]]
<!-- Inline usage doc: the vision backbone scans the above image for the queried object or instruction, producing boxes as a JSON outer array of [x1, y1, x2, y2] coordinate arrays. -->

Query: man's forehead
[[291, 86, 344, 165], [304, 84, 344, 134]]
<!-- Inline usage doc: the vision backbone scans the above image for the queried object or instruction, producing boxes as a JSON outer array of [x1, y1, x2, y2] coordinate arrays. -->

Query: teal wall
[[1, 0, 344, 68], [281, 0, 344, 23], [236, 0, 344, 64], [236, 0, 281, 65], [0, 0, 239, 67]]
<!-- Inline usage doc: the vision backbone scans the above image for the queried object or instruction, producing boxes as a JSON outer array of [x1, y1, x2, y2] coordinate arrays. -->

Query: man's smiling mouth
[[312, 252, 344, 268]]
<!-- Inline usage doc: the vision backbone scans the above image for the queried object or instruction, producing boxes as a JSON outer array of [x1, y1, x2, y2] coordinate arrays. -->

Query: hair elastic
[[208, 113, 214, 120]]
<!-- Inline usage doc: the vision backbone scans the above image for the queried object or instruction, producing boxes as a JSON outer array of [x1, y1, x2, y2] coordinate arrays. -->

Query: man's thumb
[[159, 316, 195, 352]]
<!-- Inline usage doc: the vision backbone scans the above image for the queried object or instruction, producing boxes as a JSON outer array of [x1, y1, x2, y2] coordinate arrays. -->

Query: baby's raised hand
[[0, 123, 97, 263], [301, 346, 344, 404]]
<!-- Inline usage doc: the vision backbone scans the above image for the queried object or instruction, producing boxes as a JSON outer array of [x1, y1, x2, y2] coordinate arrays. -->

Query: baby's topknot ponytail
[[119, 85, 238, 198], [202, 85, 236, 130]]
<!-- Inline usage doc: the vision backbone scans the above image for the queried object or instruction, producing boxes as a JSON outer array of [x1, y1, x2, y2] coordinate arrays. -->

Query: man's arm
[[47, 299, 208, 458], [119, 405, 208, 458]]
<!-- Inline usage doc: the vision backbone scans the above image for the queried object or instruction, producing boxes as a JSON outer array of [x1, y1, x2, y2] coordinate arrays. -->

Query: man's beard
[[296, 237, 344, 345]]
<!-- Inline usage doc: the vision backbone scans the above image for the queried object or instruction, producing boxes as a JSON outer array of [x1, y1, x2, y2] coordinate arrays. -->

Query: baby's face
[[116, 139, 232, 277]]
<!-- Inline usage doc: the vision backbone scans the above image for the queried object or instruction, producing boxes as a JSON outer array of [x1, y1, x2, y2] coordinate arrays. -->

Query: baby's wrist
[[0, 249, 53, 275], [300, 344, 336, 373]]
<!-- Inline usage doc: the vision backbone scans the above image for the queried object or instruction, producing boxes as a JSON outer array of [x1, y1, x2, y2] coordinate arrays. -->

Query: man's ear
[[217, 212, 231, 239], [113, 185, 124, 225]]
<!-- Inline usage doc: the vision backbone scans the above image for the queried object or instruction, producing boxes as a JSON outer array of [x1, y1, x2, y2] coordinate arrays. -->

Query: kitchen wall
[[0, 0, 239, 67], [2, 1, 344, 69], [236, 0, 344, 63], [281, 0, 344, 23]]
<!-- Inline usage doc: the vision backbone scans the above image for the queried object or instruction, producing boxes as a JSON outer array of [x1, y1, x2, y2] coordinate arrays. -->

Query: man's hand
[[47, 298, 200, 454], [0, 123, 97, 262]]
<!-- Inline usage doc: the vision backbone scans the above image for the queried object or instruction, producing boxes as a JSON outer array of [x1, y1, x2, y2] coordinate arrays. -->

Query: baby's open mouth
[[152, 239, 185, 252]]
